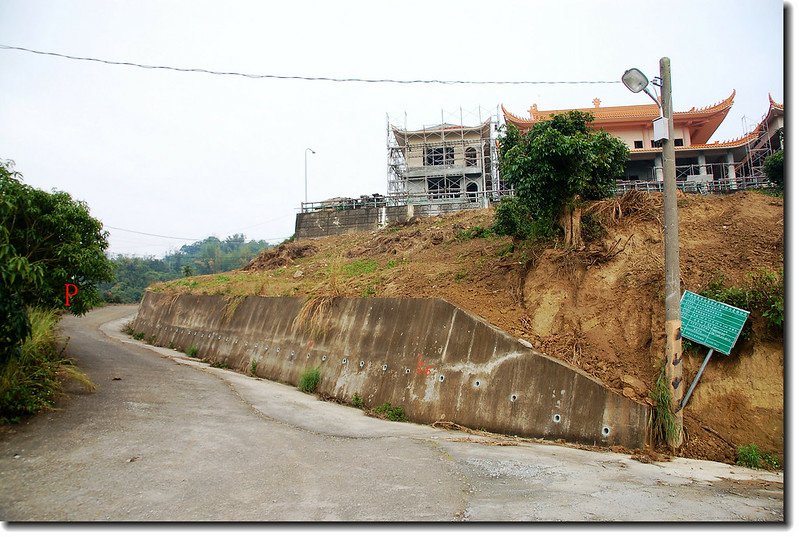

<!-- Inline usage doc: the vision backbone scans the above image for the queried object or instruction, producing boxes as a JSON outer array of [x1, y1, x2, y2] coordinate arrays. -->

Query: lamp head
[[621, 68, 650, 94]]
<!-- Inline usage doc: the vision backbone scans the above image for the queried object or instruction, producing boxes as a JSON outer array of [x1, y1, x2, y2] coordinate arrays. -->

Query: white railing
[[300, 189, 515, 214]]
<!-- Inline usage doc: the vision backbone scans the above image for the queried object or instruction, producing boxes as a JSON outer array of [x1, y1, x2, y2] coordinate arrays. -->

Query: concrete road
[[0, 306, 784, 522]]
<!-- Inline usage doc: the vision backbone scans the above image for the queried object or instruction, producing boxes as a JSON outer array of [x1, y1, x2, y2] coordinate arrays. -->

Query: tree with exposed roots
[[498, 111, 629, 247]]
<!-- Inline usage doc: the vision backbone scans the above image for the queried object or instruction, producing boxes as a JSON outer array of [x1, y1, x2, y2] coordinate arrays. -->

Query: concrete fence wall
[[295, 206, 414, 239], [133, 291, 650, 449]]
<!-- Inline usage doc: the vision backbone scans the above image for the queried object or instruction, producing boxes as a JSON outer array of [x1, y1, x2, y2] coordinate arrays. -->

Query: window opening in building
[[424, 146, 455, 166], [634, 140, 644, 149], [465, 147, 478, 167], [466, 182, 479, 203], [427, 177, 460, 199]]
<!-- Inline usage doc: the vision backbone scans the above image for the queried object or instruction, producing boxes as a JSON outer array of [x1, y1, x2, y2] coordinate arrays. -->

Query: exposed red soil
[[160, 190, 784, 464]]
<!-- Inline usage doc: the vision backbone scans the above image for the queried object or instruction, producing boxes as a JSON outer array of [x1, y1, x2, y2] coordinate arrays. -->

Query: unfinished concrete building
[[387, 110, 504, 215]]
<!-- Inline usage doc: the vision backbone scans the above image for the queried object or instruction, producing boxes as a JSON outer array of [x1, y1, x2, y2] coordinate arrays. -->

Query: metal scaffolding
[[386, 107, 506, 210]]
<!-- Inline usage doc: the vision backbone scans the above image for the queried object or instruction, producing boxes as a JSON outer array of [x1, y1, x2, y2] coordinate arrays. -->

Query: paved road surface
[[0, 306, 784, 522]]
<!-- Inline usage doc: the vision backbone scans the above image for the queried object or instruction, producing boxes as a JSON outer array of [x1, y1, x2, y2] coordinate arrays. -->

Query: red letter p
[[65, 283, 79, 307]]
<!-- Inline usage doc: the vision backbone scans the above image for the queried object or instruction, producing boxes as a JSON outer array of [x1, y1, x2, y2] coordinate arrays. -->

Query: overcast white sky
[[0, 0, 786, 257]]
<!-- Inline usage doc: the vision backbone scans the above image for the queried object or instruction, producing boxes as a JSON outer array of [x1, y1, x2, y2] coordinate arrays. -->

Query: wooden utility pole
[[660, 57, 684, 448]]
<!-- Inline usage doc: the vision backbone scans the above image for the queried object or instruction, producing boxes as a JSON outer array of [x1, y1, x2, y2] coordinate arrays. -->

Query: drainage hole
[[342, 358, 348, 365], [405, 368, 411, 374], [601, 426, 611, 437], [321, 355, 327, 361], [359, 361, 365, 368], [510, 394, 518, 402], [381, 364, 388, 371], [438, 375, 445, 382], [553, 414, 561, 423], [474, 380, 481, 387]]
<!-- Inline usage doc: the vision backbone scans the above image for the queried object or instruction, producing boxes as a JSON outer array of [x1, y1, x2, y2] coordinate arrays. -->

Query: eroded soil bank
[[153, 190, 784, 464]]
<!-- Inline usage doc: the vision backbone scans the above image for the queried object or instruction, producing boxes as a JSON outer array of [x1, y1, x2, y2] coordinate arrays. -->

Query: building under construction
[[386, 109, 506, 215]]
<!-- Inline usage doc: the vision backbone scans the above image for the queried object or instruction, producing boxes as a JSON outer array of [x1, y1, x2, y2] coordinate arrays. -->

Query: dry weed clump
[[292, 295, 335, 338], [154, 292, 181, 310], [223, 294, 246, 322], [346, 229, 423, 258], [244, 243, 318, 271], [586, 190, 662, 228]]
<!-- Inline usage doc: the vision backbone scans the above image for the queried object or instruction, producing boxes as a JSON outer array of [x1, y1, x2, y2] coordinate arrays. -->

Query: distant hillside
[[102, 234, 273, 303], [151, 191, 784, 465]]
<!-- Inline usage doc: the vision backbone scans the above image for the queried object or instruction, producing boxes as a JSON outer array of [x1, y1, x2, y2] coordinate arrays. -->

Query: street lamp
[[622, 58, 684, 449], [622, 68, 661, 107], [304, 147, 315, 207]]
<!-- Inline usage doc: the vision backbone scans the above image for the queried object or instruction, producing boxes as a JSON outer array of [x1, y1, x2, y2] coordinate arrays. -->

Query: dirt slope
[[153, 190, 784, 464]]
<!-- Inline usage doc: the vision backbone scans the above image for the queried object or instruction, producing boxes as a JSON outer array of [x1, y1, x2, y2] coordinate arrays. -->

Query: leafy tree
[[763, 149, 783, 190], [498, 111, 629, 247], [1, 164, 114, 315], [1, 160, 113, 360]]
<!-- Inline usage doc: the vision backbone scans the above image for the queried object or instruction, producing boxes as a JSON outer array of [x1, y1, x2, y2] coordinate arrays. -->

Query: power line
[[105, 226, 203, 241], [0, 44, 623, 86], [107, 225, 291, 244]]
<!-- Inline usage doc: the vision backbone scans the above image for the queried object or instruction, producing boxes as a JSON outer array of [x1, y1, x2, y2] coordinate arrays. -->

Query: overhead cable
[[0, 44, 622, 86], [105, 226, 203, 241], [107, 225, 290, 244]]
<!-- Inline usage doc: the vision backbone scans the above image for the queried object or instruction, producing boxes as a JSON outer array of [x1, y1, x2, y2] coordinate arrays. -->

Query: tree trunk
[[559, 197, 583, 249]]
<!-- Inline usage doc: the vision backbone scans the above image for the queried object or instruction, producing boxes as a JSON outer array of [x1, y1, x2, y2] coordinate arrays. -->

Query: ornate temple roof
[[502, 91, 736, 145]]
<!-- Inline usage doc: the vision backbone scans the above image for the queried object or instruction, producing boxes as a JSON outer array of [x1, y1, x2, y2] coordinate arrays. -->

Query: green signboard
[[680, 290, 749, 355]]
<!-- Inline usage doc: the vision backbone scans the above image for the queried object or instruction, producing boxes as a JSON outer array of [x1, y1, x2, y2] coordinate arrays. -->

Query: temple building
[[502, 92, 783, 191]]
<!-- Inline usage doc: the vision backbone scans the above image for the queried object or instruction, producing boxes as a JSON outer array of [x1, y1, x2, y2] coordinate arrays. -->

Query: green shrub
[[761, 453, 782, 471], [699, 269, 784, 339], [298, 367, 321, 393], [763, 150, 783, 189], [736, 444, 762, 468], [352, 392, 364, 409], [372, 402, 406, 422], [748, 268, 784, 331], [736, 444, 781, 470], [249, 358, 258, 376], [209, 361, 229, 369], [493, 197, 535, 240], [186, 345, 199, 358], [132, 331, 145, 341]]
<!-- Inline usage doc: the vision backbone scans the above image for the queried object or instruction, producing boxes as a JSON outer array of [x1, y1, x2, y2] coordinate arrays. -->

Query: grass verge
[[1, 308, 95, 424]]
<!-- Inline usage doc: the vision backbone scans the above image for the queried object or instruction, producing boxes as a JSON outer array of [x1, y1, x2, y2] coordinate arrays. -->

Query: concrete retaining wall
[[295, 206, 413, 239], [133, 291, 651, 449]]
